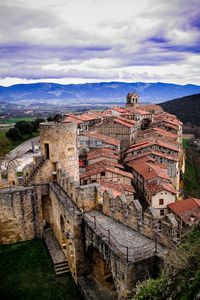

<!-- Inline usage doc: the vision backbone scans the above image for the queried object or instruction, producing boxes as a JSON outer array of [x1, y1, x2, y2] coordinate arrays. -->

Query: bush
[[6, 127, 22, 141]]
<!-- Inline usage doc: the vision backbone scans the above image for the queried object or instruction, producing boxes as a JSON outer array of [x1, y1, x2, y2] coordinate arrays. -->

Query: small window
[[92, 180, 96, 183], [12, 181, 15, 185], [68, 147, 74, 152], [101, 172, 105, 176], [159, 199, 164, 205], [160, 209, 164, 216], [83, 180, 87, 185]]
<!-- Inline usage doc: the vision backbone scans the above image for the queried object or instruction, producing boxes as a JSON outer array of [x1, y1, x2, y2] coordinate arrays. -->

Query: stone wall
[[0, 184, 47, 244], [57, 167, 179, 248], [40, 121, 79, 182]]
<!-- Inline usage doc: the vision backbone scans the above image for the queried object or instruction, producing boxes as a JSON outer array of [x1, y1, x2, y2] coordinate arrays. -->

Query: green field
[[0, 239, 83, 300], [0, 117, 37, 124]]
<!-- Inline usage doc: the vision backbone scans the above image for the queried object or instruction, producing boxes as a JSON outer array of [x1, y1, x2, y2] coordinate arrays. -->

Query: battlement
[[56, 167, 179, 248]]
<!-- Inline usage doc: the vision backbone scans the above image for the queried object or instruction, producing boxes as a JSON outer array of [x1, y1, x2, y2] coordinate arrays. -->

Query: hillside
[[1, 82, 200, 105], [133, 222, 200, 300], [159, 93, 200, 126]]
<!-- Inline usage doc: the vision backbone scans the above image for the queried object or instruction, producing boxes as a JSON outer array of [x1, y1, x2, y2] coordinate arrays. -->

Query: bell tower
[[126, 92, 139, 108]]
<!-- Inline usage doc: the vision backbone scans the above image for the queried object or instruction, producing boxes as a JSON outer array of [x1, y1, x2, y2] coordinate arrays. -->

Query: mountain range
[[1, 82, 200, 105]]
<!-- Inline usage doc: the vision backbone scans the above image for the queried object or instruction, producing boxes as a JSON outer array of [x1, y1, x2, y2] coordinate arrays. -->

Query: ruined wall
[[0, 184, 47, 244]]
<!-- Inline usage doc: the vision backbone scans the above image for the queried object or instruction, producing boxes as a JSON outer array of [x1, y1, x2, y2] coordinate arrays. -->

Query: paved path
[[84, 210, 167, 262], [8, 136, 40, 159]]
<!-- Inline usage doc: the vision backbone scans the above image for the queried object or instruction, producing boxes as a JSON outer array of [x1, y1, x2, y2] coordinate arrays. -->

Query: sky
[[0, 0, 200, 86]]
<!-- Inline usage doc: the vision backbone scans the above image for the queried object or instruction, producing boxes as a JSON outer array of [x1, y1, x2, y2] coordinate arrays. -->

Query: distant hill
[[159, 93, 200, 126], [1, 82, 200, 105]]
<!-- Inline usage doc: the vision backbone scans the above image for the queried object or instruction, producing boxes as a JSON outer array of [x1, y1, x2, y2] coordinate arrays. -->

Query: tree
[[53, 114, 62, 122], [33, 118, 45, 130], [15, 121, 34, 136], [47, 116, 54, 122], [6, 128, 22, 141]]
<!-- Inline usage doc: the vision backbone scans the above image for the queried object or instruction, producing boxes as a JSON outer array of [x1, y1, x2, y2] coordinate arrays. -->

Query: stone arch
[[86, 245, 117, 297]]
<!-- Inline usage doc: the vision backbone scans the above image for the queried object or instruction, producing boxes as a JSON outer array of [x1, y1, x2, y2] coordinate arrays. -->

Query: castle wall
[[0, 184, 47, 244]]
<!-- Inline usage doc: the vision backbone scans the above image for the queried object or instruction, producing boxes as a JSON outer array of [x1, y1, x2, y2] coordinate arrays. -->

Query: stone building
[[126, 92, 139, 108], [78, 131, 120, 154], [96, 117, 136, 150]]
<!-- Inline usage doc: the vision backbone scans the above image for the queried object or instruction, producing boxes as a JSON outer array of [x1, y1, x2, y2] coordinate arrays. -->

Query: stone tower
[[126, 92, 139, 107], [40, 121, 79, 182]]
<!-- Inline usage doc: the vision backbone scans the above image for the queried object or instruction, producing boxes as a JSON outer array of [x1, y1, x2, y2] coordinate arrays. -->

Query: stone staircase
[[43, 228, 70, 276], [24, 158, 45, 186]]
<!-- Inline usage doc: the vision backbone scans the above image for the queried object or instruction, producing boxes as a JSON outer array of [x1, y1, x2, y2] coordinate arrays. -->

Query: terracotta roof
[[80, 131, 120, 146], [87, 152, 119, 161], [139, 104, 163, 111], [61, 116, 83, 124], [111, 107, 127, 113], [125, 150, 178, 163], [88, 148, 118, 155], [168, 198, 200, 224], [125, 140, 178, 154], [113, 118, 135, 128], [145, 180, 176, 195], [127, 160, 170, 181], [98, 181, 135, 194], [80, 165, 133, 179], [86, 160, 124, 171]]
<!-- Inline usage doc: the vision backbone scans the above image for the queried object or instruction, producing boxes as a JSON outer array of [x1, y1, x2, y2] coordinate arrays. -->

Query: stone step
[[55, 261, 68, 266], [56, 269, 70, 275], [55, 265, 70, 272]]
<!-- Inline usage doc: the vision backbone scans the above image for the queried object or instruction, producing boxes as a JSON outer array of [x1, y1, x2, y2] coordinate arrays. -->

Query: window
[[83, 180, 87, 185], [160, 209, 164, 216], [101, 172, 105, 176], [68, 147, 74, 152], [159, 199, 164, 205]]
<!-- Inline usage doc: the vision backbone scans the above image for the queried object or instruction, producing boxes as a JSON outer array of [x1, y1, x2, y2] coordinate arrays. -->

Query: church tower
[[126, 92, 139, 108]]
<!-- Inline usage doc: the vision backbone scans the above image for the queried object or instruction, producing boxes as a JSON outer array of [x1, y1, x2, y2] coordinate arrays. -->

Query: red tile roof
[[80, 165, 133, 179], [145, 180, 176, 195], [111, 107, 127, 113], [127, 160, 170, 181], [88, 148, 118, 155], [86, 160, 124, 171], [87, 152, 119, 161], [113, 118, 135, 128], [80, 131, 120, 146], [125, 150, 179, 163], [168, 198, 200, 224], [98, 180, 135, 194], [125, 140, 178, 154], [61, 116, 83, 124]]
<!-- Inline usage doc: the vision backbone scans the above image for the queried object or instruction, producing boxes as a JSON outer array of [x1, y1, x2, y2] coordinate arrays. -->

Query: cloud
[[0, 0, 200, 85]]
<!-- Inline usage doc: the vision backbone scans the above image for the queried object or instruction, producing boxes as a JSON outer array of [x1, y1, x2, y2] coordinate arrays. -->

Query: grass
[[1, 117, 36, 124], [182, 139, 189, 150], [0, 239, 83, 300]]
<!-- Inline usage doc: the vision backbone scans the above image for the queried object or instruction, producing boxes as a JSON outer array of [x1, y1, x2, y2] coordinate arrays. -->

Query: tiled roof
[[113, 118, 135, 128], [111, 107, 127, 113], [168, 198, 200, 224], [145, 180, 176, 195], [99, 181, 135, 194], [61, 116, 83, 124], [87, 148, 118, 155], [87, 152, 119, 161], [139, 104, 163, 111], [127, 160, 170, 181], [80, 165, 133, 179], [80, 131, 120, 146], [125, 149, 178, 163], [86, 160, 124, 171], [125, 140, 178, 154]]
